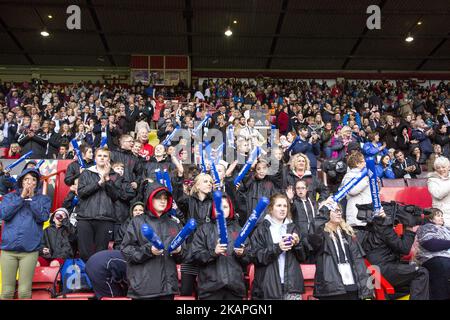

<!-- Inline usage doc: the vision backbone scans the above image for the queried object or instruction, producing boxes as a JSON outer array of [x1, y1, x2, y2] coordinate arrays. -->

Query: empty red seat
[[32, 266, 60, 299], [405, 178, 427, 187], [300, 264, 316, 300], [382, 179, 406, 187]]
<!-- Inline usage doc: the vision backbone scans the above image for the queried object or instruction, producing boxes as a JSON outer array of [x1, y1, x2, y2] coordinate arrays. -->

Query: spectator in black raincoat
[[38, 208, 76, 267], [308, 203, 373, 300], [77, 148, 121, 262], [249, 194, 306, 300], [64, 143, 95, 187], [191, 194, 250, 300], [120, 184, 186, 300]]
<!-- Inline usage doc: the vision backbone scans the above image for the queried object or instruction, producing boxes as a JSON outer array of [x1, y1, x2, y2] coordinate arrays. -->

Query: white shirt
[[265, 215, 291, 284]]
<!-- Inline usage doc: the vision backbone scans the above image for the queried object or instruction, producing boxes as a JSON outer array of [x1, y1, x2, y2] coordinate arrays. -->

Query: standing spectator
[[120, 184, 185, 300], [362, 132, 388, 160], [77, 148, 120, 262], [17, 120, 48, 159], [308, 203, 373, 300], [136, 128, 154, 159], [191, 194, 250, 300], [0, 169, 51, 299], [110, 134, 141, 185], [427, 157, 450, 227], [277, 105, 289, 136], [396, 124, 411, 153], [411, 119, 433, 159], [64, 144, 95, 187], [427, 144, 445, 172], [339, 152, 370, 228], [93, 116, 118, 150], [290, 125, 320, 176], [0, 111, 18, 147], [249, 194, 306, 300]]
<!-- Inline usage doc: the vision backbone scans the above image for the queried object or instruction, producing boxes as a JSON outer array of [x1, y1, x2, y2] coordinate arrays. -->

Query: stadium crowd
[[0, 77, 449, 300]]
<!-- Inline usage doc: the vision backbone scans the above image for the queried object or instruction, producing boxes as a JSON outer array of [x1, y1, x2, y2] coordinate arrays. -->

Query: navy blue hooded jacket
[[0, 168, 51, 252]]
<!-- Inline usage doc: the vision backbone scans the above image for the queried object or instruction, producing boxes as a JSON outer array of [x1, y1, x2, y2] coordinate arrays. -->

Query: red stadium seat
[[32, 266, 60, 299], [247, 264, 254, 300], [381, 179, 406, 187], [300, 264, 316, 300], [364, 259, 395, 300], [380, 186, 432, 209], [405, 178, 427, 187], [55, 292, 96, 299], [100, 297, 132, 300]]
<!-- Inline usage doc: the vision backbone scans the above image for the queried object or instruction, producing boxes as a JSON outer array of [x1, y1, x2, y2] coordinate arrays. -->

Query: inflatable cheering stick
[[141, 223, 165, 251], [168, 218, 197, 254], [234, 196, 270, 248], [213, 190, 228, 245]]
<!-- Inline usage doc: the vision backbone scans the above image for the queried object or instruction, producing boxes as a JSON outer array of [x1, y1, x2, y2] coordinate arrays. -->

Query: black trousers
[[180, 273, 197, 296], [423, 257, 450, 300], [381, 263, 430, 300], [200, 288, 243, 300], [78, 220, 114, 262]]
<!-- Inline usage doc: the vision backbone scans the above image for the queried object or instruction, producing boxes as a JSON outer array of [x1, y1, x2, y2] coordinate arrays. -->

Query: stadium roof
[[0, 0, 449, 71]]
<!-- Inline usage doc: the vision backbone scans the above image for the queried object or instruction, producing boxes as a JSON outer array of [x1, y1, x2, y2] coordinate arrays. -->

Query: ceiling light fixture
[[233, 20, 237, 24], [40, 29, 50, 37], [224, 27, 232, 37], [48, 14, 53, 19], [405, 34, 414, 42], [417, 21, 422, 25]]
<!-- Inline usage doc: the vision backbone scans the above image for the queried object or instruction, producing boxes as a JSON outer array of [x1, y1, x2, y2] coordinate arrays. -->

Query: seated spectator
[[38, 208, 75, 267], [85, 250, 128, 299], [416, 208, 450, 300], [56, 143, 73, 160], [0, 160, 15, 195], [339, 151, 370, 228], [376, 154, 396, 179], [0, 168, 51, 299], [426, 144, 445, 172], [434, 123, 450, 158], [396, 124, 411, 153], [5, 142, 21, 159], [410, 146, 427, 166], [392, 149, 421, 179], [427, 156, 450, 227]]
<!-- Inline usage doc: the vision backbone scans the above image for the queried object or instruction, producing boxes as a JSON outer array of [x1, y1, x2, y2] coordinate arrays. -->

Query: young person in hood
[[120, 184, 185, 300], [38, 207, 75, 267], [249, 193, 306, 300], [191, 194, 250, 300], [308, 203, 373, 300], [77, 148, 120, 262], [114, 202, 145, 249], [0, 168, 51, 299]]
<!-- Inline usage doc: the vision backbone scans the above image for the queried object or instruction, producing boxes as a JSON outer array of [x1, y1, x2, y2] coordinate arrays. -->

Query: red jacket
[[277, 111, 289, 135]]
